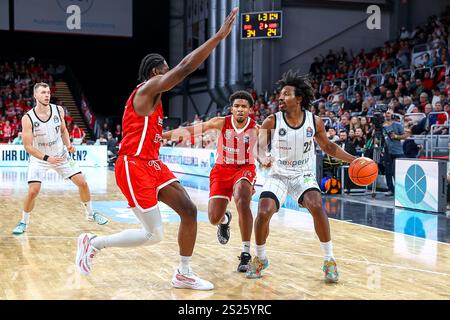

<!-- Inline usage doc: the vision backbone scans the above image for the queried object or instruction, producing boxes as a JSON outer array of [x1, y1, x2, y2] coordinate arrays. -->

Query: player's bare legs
[[208, 198, 229, 226], [158, 181, 197, 256], [23, 182, 41, 213], [300, 191, 338, 283], [254, 198, 277, 245], [70, 173, 108, 225], [299, 191, 330, 242], [232, 180, 254, 271], [245, 197, 276, 278], [233, 180, 253, 243], [158, 181, 214, 290], [12, 182, 41, 234]]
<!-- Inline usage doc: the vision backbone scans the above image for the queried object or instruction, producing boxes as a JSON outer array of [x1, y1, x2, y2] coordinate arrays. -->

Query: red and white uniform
[[209, 115, 257, 201], [115, 83, 177, 211]]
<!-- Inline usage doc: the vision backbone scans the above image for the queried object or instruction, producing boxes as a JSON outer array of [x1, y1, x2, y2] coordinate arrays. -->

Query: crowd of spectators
[[166, 12, 450, 158], [0, 57, 72, 143]]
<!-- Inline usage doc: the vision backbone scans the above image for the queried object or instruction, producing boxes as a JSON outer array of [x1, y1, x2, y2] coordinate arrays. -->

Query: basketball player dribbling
[[12, 82, 109, 235], [246, 71, 357, 282], [163, 90, 258, 272], [75, 8, 238, 290]]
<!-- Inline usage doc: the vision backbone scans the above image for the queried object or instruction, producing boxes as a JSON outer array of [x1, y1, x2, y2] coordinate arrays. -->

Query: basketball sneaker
[[237, 252, 252, 273], [245, 256, 269, 279], [87, 211, 109, 225], [75, 233, 99, 276], [323, 258, 339, 283], [217, 211, 231, 244], [171, 269, 214, 290], [12, 222, 27, 235]]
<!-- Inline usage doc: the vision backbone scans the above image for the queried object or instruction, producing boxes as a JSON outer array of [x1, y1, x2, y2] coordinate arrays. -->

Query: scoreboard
[[241, 11, 282, 40]]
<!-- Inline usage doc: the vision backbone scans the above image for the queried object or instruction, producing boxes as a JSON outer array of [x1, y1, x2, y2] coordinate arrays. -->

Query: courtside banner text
[[0, 145, 108, 167]]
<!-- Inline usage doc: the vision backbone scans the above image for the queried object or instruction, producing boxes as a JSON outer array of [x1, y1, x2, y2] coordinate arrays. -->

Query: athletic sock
[[21, 211, 30, 224], [255, 244, 266, 260], [179, 256, 192, 274], [242, 241, 251, 254], [320, 240, 334, 261]]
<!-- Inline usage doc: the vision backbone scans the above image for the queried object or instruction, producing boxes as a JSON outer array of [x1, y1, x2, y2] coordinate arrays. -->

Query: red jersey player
[[163, 90, 258, 272], [75, 8, 238, 291]]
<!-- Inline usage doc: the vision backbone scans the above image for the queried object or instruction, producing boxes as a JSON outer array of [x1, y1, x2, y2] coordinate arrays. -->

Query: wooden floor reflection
[[0, 168, 449, 300]]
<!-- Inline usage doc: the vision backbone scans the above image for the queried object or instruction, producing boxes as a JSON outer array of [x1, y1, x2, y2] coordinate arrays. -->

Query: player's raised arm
[[162, 117, 225, 141], [257, 114, 275, 167], [133, 8, 238, 117], [313, 115, 357, 163]]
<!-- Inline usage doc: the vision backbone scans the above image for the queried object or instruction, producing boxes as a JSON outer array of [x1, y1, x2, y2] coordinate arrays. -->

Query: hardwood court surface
[[0, 168, 448, 300]]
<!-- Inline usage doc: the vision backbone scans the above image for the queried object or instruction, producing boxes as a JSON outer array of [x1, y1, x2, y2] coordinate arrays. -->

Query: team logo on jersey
[[154, 134, 162, 143], [243, 135, 250, 144], [224, 130, 232, 140], [53, 115, 59, 123], [279, 128, 287, 136], [158, 117, 163, 126], [34, 122, 40, 128], [306, 127, 313, 138], [243, 170, 253, 179]]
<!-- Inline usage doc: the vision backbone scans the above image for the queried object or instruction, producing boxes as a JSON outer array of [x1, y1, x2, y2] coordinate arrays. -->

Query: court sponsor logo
[[405, 164, 427, 204]]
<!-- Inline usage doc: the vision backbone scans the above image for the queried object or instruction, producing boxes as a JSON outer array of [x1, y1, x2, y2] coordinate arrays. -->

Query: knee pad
[[143, 226, 164, 244]]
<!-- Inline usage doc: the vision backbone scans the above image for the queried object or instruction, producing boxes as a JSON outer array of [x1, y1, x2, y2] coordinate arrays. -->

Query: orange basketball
[[349, 157, 378, 186]]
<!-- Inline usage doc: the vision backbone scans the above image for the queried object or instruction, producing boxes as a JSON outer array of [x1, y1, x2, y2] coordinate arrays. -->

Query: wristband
[[43, 155, 49, 161]]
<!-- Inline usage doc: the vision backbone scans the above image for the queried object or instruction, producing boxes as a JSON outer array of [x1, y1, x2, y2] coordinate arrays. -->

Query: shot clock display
[[241, 11, 282, 39]]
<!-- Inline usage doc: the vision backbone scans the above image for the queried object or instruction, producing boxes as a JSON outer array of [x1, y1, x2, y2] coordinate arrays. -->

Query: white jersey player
[[12, 82, 108, 235], [246, 70, 357, 282]]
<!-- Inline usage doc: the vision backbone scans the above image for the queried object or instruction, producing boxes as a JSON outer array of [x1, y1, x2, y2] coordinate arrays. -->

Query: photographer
[[382, 109, 410, 196]]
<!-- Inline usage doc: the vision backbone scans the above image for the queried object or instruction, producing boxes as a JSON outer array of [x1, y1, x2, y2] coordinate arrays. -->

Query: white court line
[[2, 235, 449, 278]]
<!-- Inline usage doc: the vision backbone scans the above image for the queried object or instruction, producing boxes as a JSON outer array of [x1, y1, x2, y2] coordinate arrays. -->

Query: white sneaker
[[75, 233, 99, 276], [171, 269, 214, 290]]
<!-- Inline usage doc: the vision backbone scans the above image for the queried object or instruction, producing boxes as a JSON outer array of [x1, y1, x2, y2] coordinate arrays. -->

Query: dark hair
[[229, 90, 254, 107], [277, 69, 314, 109], [138, 53, 166, 82]]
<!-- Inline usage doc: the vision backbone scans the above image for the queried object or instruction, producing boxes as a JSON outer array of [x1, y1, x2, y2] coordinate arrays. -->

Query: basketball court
[[1, 167, 448, 300]]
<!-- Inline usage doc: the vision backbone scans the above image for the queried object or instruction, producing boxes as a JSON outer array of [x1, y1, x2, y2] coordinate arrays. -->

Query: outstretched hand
[[216, 7, 238, 40]]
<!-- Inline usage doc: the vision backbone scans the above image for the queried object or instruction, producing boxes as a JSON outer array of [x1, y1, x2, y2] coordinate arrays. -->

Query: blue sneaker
[[323, 258, 339, 283], [245, 256, 269, 279], [12, 222, 27, 235], [87, 211, 109, 225]]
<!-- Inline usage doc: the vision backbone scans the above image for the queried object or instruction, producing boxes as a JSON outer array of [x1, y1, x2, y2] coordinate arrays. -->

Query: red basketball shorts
[[209, 164, 256, 201], [115, 155, 178, 211]]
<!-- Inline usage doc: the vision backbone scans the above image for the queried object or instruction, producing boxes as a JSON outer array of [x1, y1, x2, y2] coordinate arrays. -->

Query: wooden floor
[[0, 168, 449, 300]]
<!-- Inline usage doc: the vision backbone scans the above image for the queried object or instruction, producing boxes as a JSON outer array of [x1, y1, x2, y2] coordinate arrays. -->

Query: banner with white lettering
[[0, 145, 107, 167], [14, 0, 132, 37]]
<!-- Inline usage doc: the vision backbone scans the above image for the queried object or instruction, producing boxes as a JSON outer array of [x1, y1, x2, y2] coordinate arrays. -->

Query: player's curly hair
[[277, 69, 314, 109], [229, 90, 254, 107], [138, 53, 166, 82]]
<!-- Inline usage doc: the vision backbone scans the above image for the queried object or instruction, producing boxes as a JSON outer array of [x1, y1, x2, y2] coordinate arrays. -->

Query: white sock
[[21, 211, 30, 224], [82, 201, 93, 216], [179, 255, 192, 274], [320, 240, 334, 260], [255, 244, 266, 260], [242, 241, 251, 254]]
